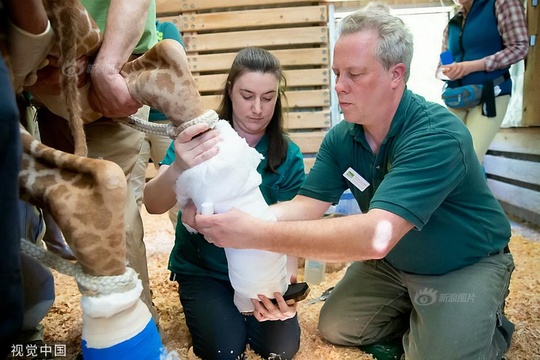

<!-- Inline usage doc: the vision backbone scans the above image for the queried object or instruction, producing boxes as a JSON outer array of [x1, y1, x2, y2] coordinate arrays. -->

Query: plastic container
[[304, 259, 326, 285], [335, 190, 361, 216]]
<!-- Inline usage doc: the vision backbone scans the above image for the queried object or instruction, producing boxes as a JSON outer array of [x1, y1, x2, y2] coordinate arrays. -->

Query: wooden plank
[[157, 0, 318, 14], [180, 6, 327, 32], [285, 89, 331, 108], [194, 69, 331, 93], [187, 48, 330, 72], [489, 128, 540, 155], [201, 89, 330, 110], [487, 179, 540, 222], [157, 15, 181, 28], [289, 131, 326, 153], [484, 155, 540, 186], [522, 1, 540, 126], [184, 26, 329, 52], [285, 110, 331, 129], [303, 157, 316, 173], [285, 68, 331, 87]]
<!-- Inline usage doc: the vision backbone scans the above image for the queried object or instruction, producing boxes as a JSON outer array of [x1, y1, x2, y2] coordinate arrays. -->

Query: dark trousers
[[0, 54, 24, 358], [176, 274, 301, 360]]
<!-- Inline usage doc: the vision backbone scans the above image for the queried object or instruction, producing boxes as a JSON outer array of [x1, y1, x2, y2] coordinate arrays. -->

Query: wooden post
[[522, 0, 539, 126]]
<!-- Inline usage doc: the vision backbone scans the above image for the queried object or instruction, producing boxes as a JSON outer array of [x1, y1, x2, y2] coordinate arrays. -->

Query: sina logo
[[414, 288, 438, 306]]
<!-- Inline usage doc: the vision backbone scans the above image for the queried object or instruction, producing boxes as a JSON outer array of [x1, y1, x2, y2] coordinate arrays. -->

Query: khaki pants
[[37, 106, 159, 325], [449, 95, 510, 163], [319, 254, 514, 359]]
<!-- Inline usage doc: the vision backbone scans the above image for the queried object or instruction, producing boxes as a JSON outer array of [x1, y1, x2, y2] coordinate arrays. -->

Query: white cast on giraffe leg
[[176, 120, 289, 313], [80, 279, 164, 359]]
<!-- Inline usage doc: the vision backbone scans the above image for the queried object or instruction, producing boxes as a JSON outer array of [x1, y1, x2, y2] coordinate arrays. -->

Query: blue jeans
[[175, 274, 301, 359], [319, 254, 514, 360], [0, 53, 24, 357]]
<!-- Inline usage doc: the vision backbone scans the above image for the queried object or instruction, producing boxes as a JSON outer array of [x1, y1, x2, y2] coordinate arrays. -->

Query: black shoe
[[498, 315, 515, 352], [359, 338, 405, 360]]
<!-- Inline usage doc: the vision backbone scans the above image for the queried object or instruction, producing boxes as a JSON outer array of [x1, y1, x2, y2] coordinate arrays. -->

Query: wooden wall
[[485, 128, 540, 226], [156, 0, 334, 172]]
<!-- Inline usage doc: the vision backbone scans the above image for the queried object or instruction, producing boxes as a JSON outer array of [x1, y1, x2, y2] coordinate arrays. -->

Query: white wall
[[333, 6, 452, 105], [332, 6, 525, 125]]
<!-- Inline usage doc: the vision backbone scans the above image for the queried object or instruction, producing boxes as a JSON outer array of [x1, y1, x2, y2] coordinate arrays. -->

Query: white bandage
[[80, 278, 143, 318], [175, 120, 289, 312], [82, 299, 152, 349]]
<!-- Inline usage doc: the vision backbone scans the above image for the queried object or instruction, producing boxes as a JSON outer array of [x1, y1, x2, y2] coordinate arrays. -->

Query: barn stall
[[37, 0, 540, 359]]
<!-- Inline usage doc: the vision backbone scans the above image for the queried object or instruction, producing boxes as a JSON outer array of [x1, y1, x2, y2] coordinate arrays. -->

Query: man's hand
[[181, 204, 264, 249], [88, 67, 141, 117], [252, 292, 298, 322]]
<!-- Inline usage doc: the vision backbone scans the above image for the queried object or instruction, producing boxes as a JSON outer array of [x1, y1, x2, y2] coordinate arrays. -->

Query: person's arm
[[484, 0, 529, 71], [88, 0, 151, 117], [183, 196, 413, 262], [4, 0, 48, 33], [143, 123, 221, 214], [4, 0, 55, 91]]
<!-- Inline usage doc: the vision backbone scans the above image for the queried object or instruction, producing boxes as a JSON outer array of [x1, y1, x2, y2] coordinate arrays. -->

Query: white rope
[[20, 238, 138, 296], [115, 116, 169, 136], [168, 109, 219, 138], [116, 109, 219, 139]]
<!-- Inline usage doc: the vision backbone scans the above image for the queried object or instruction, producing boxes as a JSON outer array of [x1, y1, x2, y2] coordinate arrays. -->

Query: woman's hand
[[171, 122, 221, 173], [440, 59, 485, 81], [251, 292, 297, 322]]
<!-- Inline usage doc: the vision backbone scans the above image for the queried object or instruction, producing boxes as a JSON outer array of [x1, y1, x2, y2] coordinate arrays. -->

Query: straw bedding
[[41, 209, 540, 359]]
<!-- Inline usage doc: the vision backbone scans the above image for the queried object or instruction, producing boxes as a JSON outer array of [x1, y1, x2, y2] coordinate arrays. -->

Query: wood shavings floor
[[41, 209, 540, 359]]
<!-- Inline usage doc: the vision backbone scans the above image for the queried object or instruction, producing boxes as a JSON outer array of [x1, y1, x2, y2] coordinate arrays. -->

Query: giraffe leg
[[121, 39, 206, 126], [19, 125, 126, 277]]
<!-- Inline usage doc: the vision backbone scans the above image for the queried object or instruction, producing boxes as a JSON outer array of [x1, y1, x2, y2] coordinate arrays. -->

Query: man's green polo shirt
[[299, 89, 511, 275], [81, 0, 158, 54]]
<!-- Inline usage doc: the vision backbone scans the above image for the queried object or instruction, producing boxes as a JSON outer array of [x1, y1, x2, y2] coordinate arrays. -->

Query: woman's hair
[[216, 47, 289, 173], [337, 10, 413, 83]]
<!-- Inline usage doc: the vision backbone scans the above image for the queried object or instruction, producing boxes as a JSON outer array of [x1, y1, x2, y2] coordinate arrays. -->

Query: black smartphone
[[271, 282, 310, 305]]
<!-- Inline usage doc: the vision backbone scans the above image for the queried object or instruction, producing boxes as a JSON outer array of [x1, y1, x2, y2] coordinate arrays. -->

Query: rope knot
[[76, 267, 139, 297], [167, 109, 220, 139]]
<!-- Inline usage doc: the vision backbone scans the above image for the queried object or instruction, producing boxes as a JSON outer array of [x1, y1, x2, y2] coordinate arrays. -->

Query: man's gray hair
[[337, 11, 414, 83]]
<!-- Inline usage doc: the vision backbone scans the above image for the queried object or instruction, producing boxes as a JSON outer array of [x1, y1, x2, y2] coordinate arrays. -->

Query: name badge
[[343, 167, 370, 192]]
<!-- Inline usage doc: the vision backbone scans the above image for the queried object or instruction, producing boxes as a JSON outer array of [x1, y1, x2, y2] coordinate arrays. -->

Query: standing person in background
[[26, 0, 160, 326], [131, 19, 184, 227], [184, 11, 516, 360], [144, 47, 305, 360], [437, 0, 528, 162]]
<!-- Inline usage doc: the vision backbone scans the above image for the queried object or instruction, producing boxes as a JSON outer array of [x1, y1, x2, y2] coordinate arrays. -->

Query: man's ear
[[391, 63, 406, 81]]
